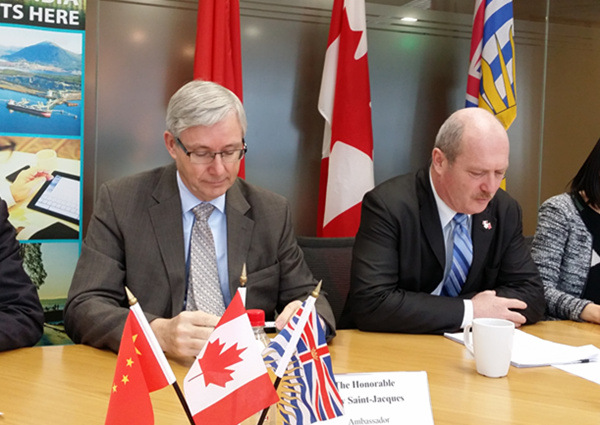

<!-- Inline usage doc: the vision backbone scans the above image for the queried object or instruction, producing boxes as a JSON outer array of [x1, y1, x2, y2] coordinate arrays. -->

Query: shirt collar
[[429, 167, 465, 229], [176, 171, 226, 214]]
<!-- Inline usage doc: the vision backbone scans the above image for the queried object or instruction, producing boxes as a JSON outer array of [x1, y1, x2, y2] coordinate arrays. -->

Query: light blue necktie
[[442, 213, 473, 297]]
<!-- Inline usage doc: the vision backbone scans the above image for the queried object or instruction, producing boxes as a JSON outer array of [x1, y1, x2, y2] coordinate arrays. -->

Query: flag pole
[[125, 287, 196, 425], [256, 282, 322, 425], [239, 262, 247, 306], [256, 377, 280, 425], [172, 382, 196, 425]]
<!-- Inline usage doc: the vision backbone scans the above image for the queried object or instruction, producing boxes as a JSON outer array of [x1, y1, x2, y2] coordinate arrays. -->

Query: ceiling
[[367, 0, 600, 27]]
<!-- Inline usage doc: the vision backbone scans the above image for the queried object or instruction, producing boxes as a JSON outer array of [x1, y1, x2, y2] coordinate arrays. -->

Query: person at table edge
[[64, 80, 335, 364], [0, 198, 44, 351], [531, 136, 600, 324], [346, 107, 545, 334]]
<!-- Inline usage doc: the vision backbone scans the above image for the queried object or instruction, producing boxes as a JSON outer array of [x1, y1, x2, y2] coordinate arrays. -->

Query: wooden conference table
[[0, 321, 598, 424]]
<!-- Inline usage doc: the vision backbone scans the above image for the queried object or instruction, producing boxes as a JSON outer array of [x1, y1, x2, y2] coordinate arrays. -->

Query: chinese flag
[[317, 0, 374, 237], [105, 311, 174, 424], [194, 0, 245, 178], [183, 292, 279, 425]]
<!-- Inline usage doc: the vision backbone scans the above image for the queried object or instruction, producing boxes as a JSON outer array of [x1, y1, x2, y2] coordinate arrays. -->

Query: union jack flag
[[465, 0, 516, 130], [263, 304, 343, 424]]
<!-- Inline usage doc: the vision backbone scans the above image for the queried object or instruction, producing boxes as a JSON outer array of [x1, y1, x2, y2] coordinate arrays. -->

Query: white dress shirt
[[429, 169, 473, 328], [177, 172, 232, 309]]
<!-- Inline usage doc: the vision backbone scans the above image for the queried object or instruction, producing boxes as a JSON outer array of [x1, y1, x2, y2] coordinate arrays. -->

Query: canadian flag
[[183, 292, 279, 425], [317, 0, 374, 237]]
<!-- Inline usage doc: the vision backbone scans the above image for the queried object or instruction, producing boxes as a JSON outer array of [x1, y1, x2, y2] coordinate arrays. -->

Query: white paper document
[[444, 329, 600, 367], [554, 360, 600, 385], [318, 371, 434, 425]]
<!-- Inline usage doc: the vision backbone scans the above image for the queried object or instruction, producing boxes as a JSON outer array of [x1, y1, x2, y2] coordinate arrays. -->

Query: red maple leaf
[[198, 339, 245, 387]]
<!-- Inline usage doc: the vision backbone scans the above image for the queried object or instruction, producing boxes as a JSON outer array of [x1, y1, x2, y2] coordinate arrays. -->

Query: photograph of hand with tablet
[[28, 171, 80, 225], [0, 136, 80, 241]]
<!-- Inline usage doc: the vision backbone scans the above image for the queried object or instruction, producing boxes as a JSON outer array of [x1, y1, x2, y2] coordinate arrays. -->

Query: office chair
[[296, 236, 355, 329]]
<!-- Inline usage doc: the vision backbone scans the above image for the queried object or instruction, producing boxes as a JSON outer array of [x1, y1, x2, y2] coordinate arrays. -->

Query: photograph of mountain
[[0, 25, 83, 136]]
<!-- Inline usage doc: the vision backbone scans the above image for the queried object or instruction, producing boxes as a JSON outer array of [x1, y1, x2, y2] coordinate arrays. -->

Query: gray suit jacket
[[531, 193, 594, 320], [64, 164, 334, 352]]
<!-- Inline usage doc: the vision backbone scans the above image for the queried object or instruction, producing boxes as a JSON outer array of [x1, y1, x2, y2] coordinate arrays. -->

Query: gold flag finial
[[239, 263, 247, 287], [125, 286, 138, 306], [311, 280, 322, 298]]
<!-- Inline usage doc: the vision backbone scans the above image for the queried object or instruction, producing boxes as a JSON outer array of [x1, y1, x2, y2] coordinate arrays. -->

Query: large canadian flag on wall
[[194, 0, 245, 178], [317, 0, 374, 237]]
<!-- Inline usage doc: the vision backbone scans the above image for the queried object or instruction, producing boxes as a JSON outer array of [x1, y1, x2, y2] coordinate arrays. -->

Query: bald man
[[346, 108, 545, 334]]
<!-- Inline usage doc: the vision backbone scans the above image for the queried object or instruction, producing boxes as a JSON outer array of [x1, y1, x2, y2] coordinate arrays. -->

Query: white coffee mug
[[463, 318, 515, 378], [35, 149, 57, 172]]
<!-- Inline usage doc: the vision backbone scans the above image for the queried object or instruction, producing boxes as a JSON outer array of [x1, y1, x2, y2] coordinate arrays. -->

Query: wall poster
[[0, 0, 85, 345]]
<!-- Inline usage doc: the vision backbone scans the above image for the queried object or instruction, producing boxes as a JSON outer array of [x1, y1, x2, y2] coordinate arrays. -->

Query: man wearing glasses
[[65, 80, 335, 365]]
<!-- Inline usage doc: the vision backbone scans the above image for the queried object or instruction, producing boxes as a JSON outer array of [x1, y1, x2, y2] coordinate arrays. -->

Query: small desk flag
[[264, 300, 344, 424], [105, 301, 176, 425], [183, 291, 278, 425]]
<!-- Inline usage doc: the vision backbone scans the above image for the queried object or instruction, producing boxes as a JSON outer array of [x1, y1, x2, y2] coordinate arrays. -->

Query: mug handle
[[463, 324, 474, 355]]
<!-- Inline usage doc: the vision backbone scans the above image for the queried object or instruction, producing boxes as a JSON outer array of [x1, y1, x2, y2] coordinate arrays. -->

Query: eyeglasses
[[176, 137, 247, 164]]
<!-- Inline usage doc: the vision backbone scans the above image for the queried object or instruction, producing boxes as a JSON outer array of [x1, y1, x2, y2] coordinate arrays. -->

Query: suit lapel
[[416, 168, 445, 269], [225, 180, 254, 294], [463, 201, 496, 293], [148, 164, 187, 314]]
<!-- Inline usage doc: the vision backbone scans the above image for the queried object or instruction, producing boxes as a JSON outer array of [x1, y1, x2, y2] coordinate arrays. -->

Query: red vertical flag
[[317, 0, 374, 237], [194, 0, 245, 178], [105, 307, 176, 424]]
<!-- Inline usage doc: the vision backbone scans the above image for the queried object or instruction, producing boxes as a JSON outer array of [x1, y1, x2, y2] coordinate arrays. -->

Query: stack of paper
[[444, 329, 599, 367]]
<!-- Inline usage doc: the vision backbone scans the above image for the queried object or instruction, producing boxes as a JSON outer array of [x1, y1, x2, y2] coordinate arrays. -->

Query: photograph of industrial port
[[0, 25, 83, 137]]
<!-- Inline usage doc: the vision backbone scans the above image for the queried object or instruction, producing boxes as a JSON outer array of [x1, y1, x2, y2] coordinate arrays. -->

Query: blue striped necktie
[[442, 213, 473, 297]]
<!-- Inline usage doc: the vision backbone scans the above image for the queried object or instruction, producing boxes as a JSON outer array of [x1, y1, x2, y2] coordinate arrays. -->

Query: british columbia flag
[[465, 0, 516, 130], [263, 304, 343, 424]]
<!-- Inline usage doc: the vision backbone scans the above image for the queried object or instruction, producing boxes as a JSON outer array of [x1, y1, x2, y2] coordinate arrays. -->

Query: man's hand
[[472, 290, 527, 326], [150, 311, 220, 366], [275, 300, 302, 331]]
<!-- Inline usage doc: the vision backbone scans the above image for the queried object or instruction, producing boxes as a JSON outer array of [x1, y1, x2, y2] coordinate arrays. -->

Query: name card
[[321, 371, 434, 424]]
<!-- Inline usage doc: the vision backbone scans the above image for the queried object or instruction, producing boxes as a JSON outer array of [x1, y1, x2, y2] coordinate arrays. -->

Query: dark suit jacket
[[64, 164, 335, 352], [0, 199, 44, 350], [346, 167, 545, 334]]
